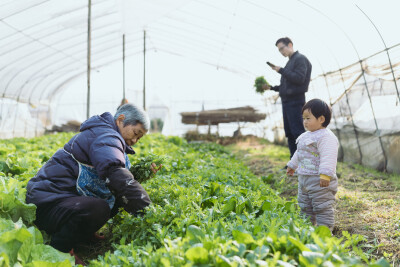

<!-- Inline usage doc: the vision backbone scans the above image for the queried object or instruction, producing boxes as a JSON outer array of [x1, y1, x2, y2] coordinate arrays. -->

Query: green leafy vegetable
[[129, 153, 165, 183], [0, 218, 74, 266], [0, 132, 390, 266], [254, 76, 270, 94]]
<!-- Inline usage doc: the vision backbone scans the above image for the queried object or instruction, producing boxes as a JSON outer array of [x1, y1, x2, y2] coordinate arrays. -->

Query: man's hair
[[275, 37, 293, 46], [114, 103, 150, 130], [302, 98, 332, 127]]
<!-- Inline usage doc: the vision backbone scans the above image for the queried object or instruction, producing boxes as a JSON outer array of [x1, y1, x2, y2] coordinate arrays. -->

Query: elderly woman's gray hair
[[114, 103, 150, 131]]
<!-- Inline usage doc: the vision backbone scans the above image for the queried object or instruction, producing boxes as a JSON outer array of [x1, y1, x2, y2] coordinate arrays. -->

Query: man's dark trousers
[[282, 98, 306, 158]]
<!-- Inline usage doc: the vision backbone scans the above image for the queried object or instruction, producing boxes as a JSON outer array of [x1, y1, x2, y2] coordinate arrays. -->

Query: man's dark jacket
[[26, 112, 151, 214], [271, 51, 312, 103]]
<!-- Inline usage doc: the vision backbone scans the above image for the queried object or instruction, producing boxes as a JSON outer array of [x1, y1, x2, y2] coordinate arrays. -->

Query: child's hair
[[302, 99, 332, 127]]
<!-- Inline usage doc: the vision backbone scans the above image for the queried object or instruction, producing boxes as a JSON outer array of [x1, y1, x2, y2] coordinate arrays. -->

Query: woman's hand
[[150, 163, 162, 175]]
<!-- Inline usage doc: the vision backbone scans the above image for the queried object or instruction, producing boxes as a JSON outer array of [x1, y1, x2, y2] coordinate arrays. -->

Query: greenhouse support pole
[[385, 49, 399, 104], [34, 103, 40, 137], [12, 97, 21, 137], [143, 30, 146, 110], [26, 82, 39, 137], [86, 0, 92, 119], [34, 89, 47, 137], [275, 1, 387, 170], [356, 5, 400, 104], [322, 73, 344, 159], [338, 69, 363, 164], [358, 61, 387, 171], [123, 34, 126, 100]]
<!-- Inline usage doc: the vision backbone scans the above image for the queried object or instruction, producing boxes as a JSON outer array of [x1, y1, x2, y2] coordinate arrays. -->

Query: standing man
[[263, 37, 312, 159]]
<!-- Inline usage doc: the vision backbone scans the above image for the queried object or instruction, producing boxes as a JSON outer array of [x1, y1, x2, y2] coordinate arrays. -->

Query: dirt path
[[226, 136, 400, 265]]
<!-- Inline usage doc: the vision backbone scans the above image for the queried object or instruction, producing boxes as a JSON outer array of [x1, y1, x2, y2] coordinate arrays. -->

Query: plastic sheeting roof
[[1, 0, 399, 106]]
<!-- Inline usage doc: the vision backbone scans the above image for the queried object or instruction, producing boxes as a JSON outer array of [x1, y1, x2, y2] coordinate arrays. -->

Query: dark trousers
[[282, 99, 306, 158], [34, 196, 118, 253]]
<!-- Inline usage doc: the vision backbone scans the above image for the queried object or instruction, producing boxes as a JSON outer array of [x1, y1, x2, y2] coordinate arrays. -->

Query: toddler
[[286, 98, 339, 230]]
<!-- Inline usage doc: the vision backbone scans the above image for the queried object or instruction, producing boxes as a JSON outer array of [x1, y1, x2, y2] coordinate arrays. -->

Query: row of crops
[[0, 133, 389, 266]]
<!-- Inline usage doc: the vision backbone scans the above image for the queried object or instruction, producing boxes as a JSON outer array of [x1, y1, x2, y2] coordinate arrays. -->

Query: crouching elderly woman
[[26, 104, 161, 261]]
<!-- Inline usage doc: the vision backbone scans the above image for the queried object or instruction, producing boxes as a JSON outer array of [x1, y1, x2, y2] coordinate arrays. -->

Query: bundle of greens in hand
[[254, 76, 269, 94], [129, 153, 165, 183]]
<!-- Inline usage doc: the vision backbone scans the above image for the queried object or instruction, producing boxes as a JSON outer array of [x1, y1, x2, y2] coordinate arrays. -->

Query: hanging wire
[[216, 0, 239, 69], [313, 46, 364, 164], [144, 26, 263, 72], [47, 48, 147, 101], [337, 69, 363, 163], [193, 0, 281, 35], [156, 14, 268, 53], [145, 29, 261, 72], [0, 0, 111, 43], [296, 0, 388, 171], [0, 0, 51, 21], [2, 0, 340, 107], [0, 15, 113, 65], [241, 0, 294, 21], [155, 47, 254, 77], [1, 1, 396, 147], [0, 20, 130, 101], [2, 32, 124, 103], [234, 0, 368, 161], [154, 0, 356, 84], [148, 18, 269, 55], [321, 71, 344, 160], [43, 48, 146, 133], [355, 4, 400, 105], [30, 42, 136, 102], [134, 0, 197, 28]]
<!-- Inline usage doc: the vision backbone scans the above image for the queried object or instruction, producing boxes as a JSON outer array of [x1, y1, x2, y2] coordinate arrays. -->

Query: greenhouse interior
[[1, 0, 399, 266]]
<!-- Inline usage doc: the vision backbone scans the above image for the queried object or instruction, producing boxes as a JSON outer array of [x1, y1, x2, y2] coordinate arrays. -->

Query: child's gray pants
[[297, 175, 338, 228]]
